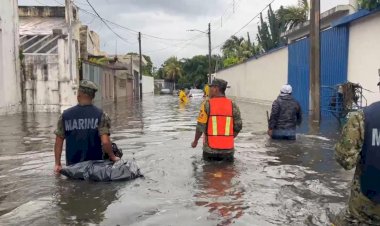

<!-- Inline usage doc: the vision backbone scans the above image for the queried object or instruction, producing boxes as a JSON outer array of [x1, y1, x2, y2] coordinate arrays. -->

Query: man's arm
[[232, 102, 242, 137], [192, 101, 208, 148], [268, 100, 280, 130], [335, 111, 365, 170], [54, 136, 64, 173], [54, 115, 65, 173], [100, 134, 118, 161], [98, 112, 119, 161]]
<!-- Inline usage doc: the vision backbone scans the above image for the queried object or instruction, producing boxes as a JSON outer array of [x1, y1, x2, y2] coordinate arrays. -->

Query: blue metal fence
[[288, 37, 310, 114], [288, 26, 349, 118]]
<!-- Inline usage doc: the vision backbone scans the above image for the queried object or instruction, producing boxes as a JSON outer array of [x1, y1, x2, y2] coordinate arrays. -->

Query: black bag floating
[[60, 159, 143, 182], [60, 143, 143, 181]]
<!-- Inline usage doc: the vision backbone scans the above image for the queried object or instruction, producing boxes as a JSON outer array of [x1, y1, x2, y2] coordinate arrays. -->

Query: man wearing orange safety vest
[[191, 79, 242, 161]]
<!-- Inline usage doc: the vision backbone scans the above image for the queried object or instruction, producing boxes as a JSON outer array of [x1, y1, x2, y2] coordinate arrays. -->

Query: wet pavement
[[0, 95, 355, 226]]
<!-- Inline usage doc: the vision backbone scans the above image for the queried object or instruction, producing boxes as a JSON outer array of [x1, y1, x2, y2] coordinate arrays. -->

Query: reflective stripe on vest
[[207, 97, 234, 150]]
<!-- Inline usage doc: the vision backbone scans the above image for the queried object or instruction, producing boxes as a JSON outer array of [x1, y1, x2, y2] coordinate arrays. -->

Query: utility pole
[[188, 24, 212, 83], [310, 0, 321, 123], [208, 23, 212, 84], [65, 0, 73, 81], [138, 32, 143, 99]]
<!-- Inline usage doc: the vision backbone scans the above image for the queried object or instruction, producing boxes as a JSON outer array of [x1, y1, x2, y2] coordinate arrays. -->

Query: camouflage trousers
[[334, 192, 380, 225]]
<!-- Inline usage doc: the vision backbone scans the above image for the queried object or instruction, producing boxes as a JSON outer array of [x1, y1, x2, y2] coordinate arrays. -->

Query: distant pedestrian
[[191, 79, 242, 161], [178, 88, 188, 103], [334, 81, 380, 225], [268, 84, 302, 140], [53, 80, 119, 173]]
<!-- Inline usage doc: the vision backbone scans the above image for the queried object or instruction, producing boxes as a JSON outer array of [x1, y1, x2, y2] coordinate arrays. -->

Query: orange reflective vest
[[207, 97, 234, 150]]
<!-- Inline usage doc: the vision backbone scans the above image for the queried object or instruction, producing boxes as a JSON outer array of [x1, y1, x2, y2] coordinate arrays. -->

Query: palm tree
[[221, 36, 245, 58], [277, 0, 309, 30], [164, 57, 182, 89]]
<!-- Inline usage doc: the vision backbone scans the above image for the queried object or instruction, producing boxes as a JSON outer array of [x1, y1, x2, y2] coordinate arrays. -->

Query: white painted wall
[[24, 54, 60, 112], [0, 0, 21, 115], [142, 76, 154, 94], [215, 47, 288, 104], [23, 38, 78, 113], [348, 12, 380, 106]]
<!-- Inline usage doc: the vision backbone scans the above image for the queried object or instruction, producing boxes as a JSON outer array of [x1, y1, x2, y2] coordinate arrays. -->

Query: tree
[[163, 57, 183, 83], [359, 0, 380, 10], [277, 0, 309, 30], [257, 4, 288, 52], [221, 34, 260, 67], [142, 55, 153, 76]]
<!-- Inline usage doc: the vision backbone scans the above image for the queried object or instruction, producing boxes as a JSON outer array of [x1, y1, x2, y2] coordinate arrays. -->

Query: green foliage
[[277, 0, 309, 30], [88, 57, 109, 65], [142, 55, 153, 76], [223, 56, 240, 67], [359, 0, 380, 10], [163, 56, 183, 82], [157, 55, 223, 89], [221, 33, 261, 67]]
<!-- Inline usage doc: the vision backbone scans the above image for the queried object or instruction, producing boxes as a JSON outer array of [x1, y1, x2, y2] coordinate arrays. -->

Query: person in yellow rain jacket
[[204, 84, 210, 98], [178, 89, 188, 103]]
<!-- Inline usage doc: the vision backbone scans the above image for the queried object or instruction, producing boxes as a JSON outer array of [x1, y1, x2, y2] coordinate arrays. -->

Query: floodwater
[[0, 95, 355, 226]]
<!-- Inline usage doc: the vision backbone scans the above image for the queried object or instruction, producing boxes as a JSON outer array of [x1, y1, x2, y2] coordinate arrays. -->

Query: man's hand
[[54, 164, 62, 174], [191, 140, 198, 148], [110, 156, 120, 162], [267, 129, 273, 137]]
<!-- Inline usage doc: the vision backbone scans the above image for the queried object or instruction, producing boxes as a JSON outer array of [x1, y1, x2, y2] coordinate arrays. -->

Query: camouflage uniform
[[335, 111, 380, 225], [196, 99, 243, 155]]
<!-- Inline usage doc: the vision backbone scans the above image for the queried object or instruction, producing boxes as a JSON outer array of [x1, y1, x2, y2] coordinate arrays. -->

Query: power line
[[77, 2, 194, 42], [212, 0, 276, 51], [85, 0, 134, 44]]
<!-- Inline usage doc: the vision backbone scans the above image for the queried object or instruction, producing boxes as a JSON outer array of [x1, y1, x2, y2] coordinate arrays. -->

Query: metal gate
[[288, 26, 349, 117]]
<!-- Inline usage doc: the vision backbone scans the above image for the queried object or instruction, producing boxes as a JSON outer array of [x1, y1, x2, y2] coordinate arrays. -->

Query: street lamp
[[187, 23, 212, 84]]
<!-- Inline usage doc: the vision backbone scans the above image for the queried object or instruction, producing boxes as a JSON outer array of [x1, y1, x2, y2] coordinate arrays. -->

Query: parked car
[[160, 88, 172, 95], [188, 89, 204, 98]]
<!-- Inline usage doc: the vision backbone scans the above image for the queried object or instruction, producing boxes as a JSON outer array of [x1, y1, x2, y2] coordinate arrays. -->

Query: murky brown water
[[0, 95, 355, 225]]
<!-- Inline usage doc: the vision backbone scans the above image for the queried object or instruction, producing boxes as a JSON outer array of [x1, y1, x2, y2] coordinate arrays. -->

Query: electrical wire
[[85, 0, 134, 44], [211, 0, 276, 51]]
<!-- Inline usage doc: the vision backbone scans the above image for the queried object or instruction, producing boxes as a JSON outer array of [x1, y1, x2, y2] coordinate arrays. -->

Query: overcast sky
[[19, 0, 349, 66]]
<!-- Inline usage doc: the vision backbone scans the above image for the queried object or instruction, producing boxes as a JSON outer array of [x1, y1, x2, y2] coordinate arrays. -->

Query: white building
[[18, 6, 88, 113], [0, 0, 22, 115]]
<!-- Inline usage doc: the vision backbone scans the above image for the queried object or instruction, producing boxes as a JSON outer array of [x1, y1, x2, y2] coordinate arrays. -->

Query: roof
[[332, 7, 380, 27]]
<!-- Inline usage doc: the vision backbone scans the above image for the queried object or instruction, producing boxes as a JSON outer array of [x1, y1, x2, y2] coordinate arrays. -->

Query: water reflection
[[193, 160, 246, 225], [54, 179, 119, 225]]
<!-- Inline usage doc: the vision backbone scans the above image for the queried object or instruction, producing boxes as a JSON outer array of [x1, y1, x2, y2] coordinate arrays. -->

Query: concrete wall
[[215, 47, 288, 104], [102, 68, 114, 102], [23, 38, 78, 113], [347, 12, 380, 105], [24, 54, 60, 112], [0, 0, 21, 115], [142, 75, 154, 94]]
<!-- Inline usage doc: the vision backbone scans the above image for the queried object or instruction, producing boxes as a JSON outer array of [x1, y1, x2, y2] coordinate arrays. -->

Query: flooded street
[[0, 95, 355, 226]]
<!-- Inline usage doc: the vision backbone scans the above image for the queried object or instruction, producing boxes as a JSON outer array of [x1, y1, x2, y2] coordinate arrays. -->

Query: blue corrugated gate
[[288, 26, 349, 118]]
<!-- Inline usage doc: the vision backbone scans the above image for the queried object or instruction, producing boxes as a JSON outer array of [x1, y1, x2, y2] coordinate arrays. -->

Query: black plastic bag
[[60, 143, 142, 181], [60, 159, 143, 181]]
